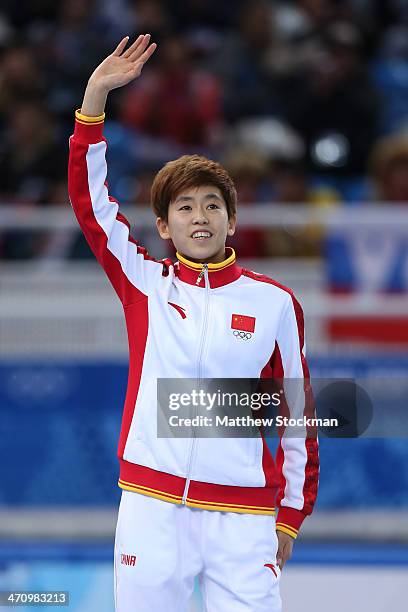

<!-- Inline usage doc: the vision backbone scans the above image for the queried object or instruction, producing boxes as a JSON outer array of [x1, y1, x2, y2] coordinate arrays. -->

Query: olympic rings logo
[[233, 330, 252, 340]]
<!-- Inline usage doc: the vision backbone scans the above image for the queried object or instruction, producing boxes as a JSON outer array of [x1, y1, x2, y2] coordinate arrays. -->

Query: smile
[[191, 231, 213, 240]]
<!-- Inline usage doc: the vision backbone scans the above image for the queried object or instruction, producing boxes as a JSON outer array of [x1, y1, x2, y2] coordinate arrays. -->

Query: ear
[[227, 214, 237, 237], [156, 216, 171, 240]]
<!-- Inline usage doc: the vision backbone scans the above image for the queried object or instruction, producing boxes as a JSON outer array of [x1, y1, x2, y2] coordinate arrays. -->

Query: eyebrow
[[175, 193, 224, 203]]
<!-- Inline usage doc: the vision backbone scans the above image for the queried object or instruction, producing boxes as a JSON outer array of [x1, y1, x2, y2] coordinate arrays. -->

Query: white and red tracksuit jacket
[[68, 111, 319, 539]]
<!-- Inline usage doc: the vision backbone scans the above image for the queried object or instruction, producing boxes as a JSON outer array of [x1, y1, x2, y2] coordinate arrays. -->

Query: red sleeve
[[272, 293, 319, 538], [68, 111, 167, 305]]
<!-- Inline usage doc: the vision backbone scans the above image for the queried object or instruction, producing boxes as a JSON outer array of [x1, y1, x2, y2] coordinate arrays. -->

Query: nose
[[192, 209, 209, 225]]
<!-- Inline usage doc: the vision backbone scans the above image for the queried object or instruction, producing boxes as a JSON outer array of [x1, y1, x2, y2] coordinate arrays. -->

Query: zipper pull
[[195, 264, 208, 286]]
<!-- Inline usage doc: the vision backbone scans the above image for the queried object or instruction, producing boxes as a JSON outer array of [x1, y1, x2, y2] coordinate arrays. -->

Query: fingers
[[138, 42, 157, 65], [122, 34, 145, 59], [112, 36, 129, 57], [277, 550, 286, 570], [276, 530, 294, 569], [277, 540, 293, 570], [111, 33, 151, 60], [128, 34, 152, 62], [126, 43, 157, 79]]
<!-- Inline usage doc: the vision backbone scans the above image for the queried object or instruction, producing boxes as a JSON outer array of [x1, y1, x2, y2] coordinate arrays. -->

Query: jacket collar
[[175, 247, 242, 288]]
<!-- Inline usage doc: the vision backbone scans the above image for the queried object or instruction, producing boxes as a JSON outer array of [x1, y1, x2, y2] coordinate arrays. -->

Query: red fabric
[[105, 188, 169, 269], [73, 120, 104, 144], [68, 127, 155, 459], [120, 460, 185, 499], [264, 563, 278, 578], [241, 269, 319, 525], [259, 345, 280, 490], [168, 301, 187, 319], [276, 506, 307, 532], [117, 300, 149, 458], [241, 270, 299, 301], [269, 343, 289, 509], [177, 251, 242, 288], [231, 314, 256, 333], [290, 295, 319, 517], [119, 460, 277, 511], [188, 479, 276, 510], [68, 136, 142, 305]]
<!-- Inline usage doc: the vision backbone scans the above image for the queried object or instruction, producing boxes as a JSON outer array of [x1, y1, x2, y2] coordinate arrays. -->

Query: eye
[[178, 205, 192, 211], [207, 203, 219, 209]]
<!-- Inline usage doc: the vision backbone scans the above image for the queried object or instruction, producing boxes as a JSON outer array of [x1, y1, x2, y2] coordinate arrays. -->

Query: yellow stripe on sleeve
[[276, 523, 298, 538], [75, 109, 106, 124]]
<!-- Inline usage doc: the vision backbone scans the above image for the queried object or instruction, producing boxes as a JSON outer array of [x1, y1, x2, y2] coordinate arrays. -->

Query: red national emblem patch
[[231, 314, 256, 333]]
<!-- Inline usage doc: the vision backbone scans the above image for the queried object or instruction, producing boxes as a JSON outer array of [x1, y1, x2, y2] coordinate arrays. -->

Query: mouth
[[191, 230, 213, 240]]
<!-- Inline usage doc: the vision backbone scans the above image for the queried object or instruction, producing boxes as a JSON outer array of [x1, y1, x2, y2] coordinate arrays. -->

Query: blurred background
[[0, 0, 408, 610]]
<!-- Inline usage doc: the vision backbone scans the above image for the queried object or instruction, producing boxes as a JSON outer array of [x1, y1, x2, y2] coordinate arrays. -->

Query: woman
[[68, 34, 319, 612]]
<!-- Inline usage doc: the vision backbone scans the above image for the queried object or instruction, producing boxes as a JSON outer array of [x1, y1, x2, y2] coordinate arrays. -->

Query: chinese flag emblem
[[231, 314, 256, 333]]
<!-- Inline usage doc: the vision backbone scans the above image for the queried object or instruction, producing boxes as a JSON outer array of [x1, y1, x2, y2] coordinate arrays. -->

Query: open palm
[[90, 34, 157, 92]]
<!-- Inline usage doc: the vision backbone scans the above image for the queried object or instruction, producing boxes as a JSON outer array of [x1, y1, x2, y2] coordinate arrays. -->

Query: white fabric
[[276, 296, 308, 510], [114, 491, 282, 612], [74, 138, 311, 503], [86, 142, 164, 297]]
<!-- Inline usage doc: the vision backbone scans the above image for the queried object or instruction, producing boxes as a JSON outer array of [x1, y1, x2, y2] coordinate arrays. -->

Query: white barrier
[[1, 509, 407, 542], [1, 204, 408, 229], [1, 259, 408, 356], [1, 205, 408, 355]]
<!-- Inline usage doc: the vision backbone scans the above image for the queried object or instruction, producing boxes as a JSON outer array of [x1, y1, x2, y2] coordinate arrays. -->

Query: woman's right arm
[[68, 35, 164, 305]]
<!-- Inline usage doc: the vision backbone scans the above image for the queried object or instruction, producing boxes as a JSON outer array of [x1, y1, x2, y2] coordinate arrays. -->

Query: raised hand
[[89, 34, 157, 93], [80, 34, 157, 116]]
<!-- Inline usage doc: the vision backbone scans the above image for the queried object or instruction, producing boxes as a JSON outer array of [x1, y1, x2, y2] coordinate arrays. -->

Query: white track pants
[[114, 491, 282, 612]]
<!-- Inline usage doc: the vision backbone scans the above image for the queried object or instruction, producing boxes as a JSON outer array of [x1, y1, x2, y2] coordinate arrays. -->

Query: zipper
[[195, 267, 205, 286], [182, 264, 210, 504]]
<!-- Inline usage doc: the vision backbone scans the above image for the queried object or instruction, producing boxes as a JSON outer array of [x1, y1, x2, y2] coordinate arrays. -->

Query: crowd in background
[[0, 0, 408, 266]]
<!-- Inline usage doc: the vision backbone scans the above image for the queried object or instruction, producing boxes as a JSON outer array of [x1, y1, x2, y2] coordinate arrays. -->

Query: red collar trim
[[175, 248, 242, 288]]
